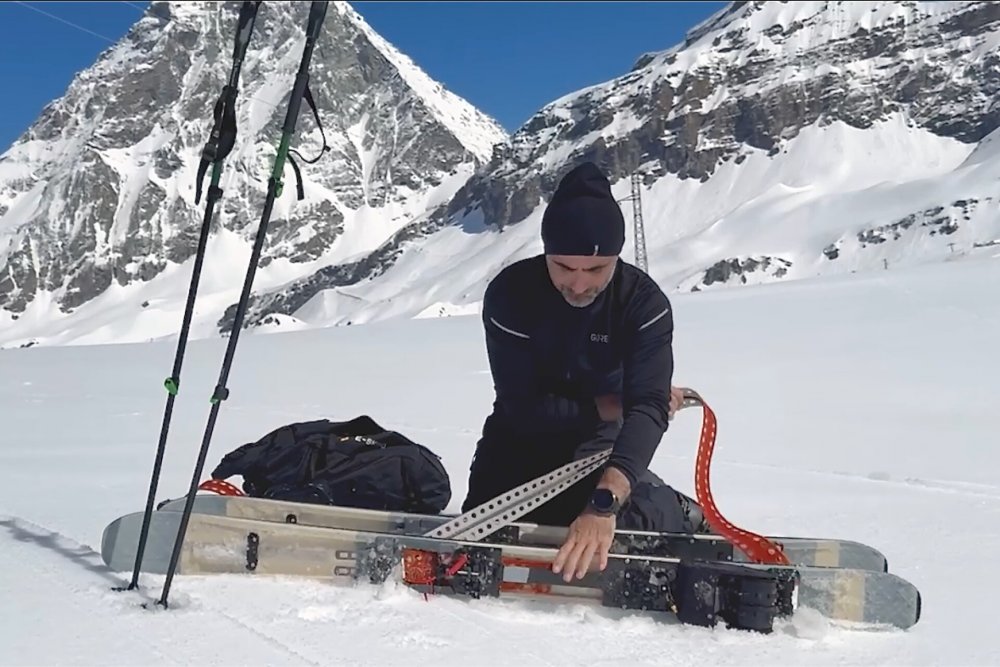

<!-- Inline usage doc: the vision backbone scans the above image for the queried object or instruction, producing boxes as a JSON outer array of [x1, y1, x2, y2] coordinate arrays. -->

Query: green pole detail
[[210, 159, 224, 187], [272, 133, 293, 198]]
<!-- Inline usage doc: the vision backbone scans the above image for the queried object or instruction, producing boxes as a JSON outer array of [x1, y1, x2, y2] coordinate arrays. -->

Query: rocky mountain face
[[472, 0, 1000, 243], [0, 1, 506, 317], [478, 0, 1000, 211]]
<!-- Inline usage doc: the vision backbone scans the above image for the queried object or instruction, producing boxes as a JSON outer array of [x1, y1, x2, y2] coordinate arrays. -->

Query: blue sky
[[0, 1, 727, 151]]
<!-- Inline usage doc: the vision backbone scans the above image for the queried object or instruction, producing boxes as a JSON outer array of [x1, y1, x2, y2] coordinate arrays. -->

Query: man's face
[[545, 254, 617, 308]]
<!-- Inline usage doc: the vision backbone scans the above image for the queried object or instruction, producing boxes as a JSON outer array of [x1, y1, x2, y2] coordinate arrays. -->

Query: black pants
[[462, 422, 704, 533]]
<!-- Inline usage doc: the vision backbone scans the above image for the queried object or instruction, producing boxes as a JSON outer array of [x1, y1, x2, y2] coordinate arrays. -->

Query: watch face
[[591, 488, 616, 513]]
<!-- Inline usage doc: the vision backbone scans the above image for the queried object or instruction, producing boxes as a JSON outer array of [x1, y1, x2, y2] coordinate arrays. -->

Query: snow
[[9, 98, 992, 350], [2, 254, 999, 664], [0, 105, 969, 348], [321, 163, 477, 266], [661, 1, 971, 65]]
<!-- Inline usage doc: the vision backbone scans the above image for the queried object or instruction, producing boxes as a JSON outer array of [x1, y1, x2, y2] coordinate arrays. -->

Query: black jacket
[[479, 254, 674, 489]]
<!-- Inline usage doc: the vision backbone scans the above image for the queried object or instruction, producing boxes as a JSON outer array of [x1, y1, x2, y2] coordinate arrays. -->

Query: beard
[[559, 287, 600, 308], [558, 272, 613, 308]]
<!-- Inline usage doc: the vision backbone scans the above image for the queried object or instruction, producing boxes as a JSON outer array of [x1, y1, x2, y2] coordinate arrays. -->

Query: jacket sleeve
[[605, 290, 674, 490], [482, 281, 598, 433]]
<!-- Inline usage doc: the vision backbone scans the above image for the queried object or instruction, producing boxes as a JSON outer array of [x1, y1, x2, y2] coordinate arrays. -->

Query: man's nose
[[570, 274, 590, 293]]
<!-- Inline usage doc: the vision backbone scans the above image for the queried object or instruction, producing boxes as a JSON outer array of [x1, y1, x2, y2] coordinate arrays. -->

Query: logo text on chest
[[590, 333, 609, 344]]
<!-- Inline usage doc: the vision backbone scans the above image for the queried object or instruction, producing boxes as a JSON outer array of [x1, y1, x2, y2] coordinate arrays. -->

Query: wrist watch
[[588, 488, 621, 516]]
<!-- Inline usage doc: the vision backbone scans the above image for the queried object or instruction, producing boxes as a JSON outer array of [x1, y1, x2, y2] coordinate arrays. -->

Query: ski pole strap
[[287, 84, 330, 200], [194, 0, 262, 204], [424, 448, 612, 541], [680, 388, 790, 565]]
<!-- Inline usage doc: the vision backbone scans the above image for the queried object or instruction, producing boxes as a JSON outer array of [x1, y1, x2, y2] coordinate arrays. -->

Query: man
[[464, 161, 707, 583]]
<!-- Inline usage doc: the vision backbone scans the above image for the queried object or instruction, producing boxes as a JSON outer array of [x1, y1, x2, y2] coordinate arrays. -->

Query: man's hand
[[552, 466, 629, 582], [597, 386, 685, 422], [668, 385, 684, 420], [594, 393, 622, 422], [551, 510, 616, 582]]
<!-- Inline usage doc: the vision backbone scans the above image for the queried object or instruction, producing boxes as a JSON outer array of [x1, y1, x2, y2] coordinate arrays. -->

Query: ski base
[[103, 508, 920, 631], [156, 494, 889, 572]]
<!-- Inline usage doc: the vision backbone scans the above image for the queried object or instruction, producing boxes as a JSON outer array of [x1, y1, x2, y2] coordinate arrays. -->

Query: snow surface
[[2, 255, 998, 665]]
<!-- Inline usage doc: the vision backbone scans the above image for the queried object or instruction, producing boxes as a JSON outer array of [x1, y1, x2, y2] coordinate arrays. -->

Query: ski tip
[[100, 516, 122, 570]]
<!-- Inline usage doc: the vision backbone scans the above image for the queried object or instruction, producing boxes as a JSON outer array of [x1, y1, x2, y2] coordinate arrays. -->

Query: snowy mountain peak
[[657, 1, 979, 59], [335, 2, 505, 161], [0, 0, 507, 343]]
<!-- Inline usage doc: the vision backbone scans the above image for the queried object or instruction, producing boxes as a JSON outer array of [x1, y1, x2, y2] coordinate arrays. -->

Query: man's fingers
[[575, 542, 597, 580], [561, 540, 589, 582], [595, 394, 623, 422], [554, 518, 614, 580], [552, 536, 576, 574], [668, 386, 684, 418], [598, 537, 612, 572]]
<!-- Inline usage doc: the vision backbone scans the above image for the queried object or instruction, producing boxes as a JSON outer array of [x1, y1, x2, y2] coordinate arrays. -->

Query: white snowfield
[[1, 255, 998, 665]]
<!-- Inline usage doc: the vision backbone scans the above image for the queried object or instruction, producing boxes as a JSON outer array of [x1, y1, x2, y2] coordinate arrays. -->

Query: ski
[[102, 509, 921, 632], [155, 493, 889, 572]]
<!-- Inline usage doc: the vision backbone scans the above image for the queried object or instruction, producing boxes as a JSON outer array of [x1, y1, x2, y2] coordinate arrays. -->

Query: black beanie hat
[[541, 162, 625, 257]]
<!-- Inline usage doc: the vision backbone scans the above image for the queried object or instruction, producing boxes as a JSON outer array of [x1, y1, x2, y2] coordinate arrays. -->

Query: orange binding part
[[401, 549, 472, 585], [683, 388, 790, 566], [401, 549, 438, 585], [197, 479, 246, 496]]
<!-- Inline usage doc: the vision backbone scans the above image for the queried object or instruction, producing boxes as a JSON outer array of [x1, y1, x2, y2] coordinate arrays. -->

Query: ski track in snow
[[2, 257, 999, 665], [0, 515, 325, 666], [693, 456, 1000, 502]]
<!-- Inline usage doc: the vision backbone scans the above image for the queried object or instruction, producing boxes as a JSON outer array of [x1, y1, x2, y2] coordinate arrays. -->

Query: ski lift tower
[[618, 172, 648, 273]]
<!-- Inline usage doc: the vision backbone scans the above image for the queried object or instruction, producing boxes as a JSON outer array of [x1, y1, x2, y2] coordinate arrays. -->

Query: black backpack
[[209, 415, 452, 514]]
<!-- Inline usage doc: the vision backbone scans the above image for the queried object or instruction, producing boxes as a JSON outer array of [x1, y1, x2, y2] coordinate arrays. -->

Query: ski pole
[[156, 0, 330, 609], [124, 0, 262, 593]]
